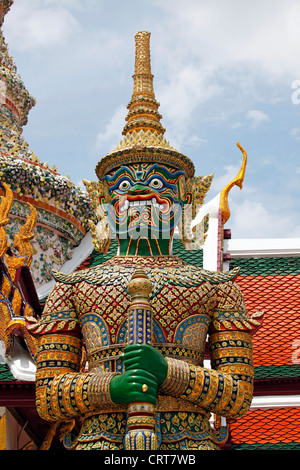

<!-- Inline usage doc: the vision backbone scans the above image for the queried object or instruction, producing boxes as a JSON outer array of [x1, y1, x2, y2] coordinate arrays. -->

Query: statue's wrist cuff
[[160, 357, 191, 397], [87, 372, 119, 409]]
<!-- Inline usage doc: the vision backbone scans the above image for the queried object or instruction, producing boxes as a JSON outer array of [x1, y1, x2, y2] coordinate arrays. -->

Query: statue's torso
[[51, 255, 238, 450]]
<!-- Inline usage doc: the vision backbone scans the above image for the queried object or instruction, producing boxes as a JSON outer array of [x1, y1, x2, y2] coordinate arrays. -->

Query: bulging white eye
[[118, 180, 131, 191], [149, 178, 163, 189]]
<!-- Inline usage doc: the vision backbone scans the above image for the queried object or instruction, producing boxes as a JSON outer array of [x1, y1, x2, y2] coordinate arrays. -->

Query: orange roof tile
[[236, 274, 300, 367], [230, 408, 300, 444]]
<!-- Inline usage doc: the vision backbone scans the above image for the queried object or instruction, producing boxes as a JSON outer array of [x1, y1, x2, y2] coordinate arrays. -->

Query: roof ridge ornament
[[220, 142, 248, 225]]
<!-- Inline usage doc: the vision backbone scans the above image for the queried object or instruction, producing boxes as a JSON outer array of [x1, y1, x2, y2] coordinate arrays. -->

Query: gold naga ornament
[[220, 141, 248, 225], [0, 182, 38, 359]]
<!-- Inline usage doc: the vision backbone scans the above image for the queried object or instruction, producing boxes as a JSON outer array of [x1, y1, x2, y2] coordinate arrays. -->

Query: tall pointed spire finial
[[122, 31, 165, 136], [96, 31, 196, 180], [133, 31, 152, 90]]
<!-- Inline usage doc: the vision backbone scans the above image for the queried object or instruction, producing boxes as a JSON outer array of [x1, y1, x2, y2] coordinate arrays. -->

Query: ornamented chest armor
[[49, 256, 239, 372]]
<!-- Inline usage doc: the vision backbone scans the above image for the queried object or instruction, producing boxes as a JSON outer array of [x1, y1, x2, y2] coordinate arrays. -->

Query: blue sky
[[2, 0, 300, 239]]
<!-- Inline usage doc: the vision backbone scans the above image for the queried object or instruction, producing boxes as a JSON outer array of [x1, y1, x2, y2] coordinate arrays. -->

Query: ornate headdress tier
[[96, 31, 195, 180]]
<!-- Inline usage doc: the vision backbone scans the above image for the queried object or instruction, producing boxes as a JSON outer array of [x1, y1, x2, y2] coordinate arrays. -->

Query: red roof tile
[[230, 408, 300, 444], [237, 274, 300, 368]]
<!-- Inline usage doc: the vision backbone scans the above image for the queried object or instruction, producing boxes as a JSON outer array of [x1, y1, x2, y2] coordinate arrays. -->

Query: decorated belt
[[88, 343, 204, 371]]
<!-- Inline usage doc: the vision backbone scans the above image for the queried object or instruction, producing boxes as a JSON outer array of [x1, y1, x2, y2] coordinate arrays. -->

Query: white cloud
[[210, 164, 242, 195], [41, 0, 97, 10], [246, 110, 270, 129], [290, 128, 300, 141], [158, 64, 220, 122], [229, 198, 300, 238], [230, 121, 245, 130], [95, 105, 127, 152], [153, 0, 300, 79], [187, 135, 208, 147], [4, 0, 80, 50], [148, 0, 300, 146], [157, 63, 222, 150]]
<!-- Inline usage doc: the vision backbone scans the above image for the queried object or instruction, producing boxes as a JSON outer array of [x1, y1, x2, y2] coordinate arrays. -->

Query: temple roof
[[229, 407, 300, 450], [226, 253, 300, 449], [230, 256, 300, 376], [0, 362, 14, 381]]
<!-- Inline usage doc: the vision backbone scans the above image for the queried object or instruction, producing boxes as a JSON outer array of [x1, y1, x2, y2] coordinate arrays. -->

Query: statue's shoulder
[[51, 260, 240, 292], [52, 265, 100, 284], [52, 263, 131, 287], [202, 267, 240, 284], [177, 263, 240, 285]]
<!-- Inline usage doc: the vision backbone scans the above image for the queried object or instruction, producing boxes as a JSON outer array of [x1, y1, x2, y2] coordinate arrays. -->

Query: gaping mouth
[[119, 196, 167, 213]]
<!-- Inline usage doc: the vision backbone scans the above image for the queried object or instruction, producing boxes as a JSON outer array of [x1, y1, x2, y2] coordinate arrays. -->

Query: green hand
[[124, 344, 168, 386], [109, 369, 158, 405]]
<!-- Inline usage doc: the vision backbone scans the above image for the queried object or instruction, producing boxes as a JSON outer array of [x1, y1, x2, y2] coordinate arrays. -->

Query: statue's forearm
[[160, 331, 253, 418], [35, 333, 118, 422], [160, 358, 252, 418], [36, 370, 119, 422]]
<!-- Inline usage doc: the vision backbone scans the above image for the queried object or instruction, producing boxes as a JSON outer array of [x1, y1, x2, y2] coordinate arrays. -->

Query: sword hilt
[[124, 265, 159, 451]]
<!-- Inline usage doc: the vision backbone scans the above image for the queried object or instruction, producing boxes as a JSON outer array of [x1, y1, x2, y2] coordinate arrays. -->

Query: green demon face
[[102, 162, 187, 256]]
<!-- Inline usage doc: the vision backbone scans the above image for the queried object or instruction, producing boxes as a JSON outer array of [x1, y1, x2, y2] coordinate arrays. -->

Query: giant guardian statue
[[29, 32, 262, 451]]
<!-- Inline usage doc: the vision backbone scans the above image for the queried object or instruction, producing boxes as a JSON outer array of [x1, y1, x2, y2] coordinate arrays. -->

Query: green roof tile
[[254, 364, 300, 379], [80, 239, 203, 269], [229, 257, 300, 277], [173, 239, 203, 266], [231, 442, 300, 450], [0, 363, 15, 381], [84, 239, 119, 267]]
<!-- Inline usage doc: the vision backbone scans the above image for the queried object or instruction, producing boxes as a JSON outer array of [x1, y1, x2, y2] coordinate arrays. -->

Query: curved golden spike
[[220, 142, 248, 225], [0, 182, 13, 258], [13, 203, 37, 267]]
